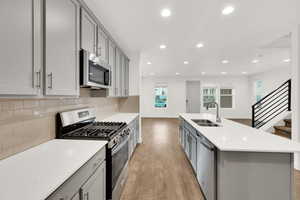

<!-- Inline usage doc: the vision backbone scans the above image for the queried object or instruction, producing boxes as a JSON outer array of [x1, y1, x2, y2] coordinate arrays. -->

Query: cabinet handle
[[35, 71, 41, 88], [48, 73, 53, 89]]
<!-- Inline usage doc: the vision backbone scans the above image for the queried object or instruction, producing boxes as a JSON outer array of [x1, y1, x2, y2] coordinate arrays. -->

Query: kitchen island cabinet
[[179, 113, 300, 200]]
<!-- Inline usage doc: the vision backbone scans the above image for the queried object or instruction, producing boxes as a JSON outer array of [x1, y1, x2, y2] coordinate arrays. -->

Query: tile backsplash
[[0, 96, 120, 160]]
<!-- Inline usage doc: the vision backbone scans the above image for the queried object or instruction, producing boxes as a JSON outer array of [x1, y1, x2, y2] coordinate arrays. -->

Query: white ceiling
[[85, 0, 300, 77]]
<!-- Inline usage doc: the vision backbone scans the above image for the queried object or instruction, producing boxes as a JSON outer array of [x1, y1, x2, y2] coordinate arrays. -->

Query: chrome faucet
[[206, 102, 222, 123]]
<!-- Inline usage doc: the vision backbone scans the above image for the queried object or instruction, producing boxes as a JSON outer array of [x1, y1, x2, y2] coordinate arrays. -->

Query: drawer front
[[47, 147, 106, 200]]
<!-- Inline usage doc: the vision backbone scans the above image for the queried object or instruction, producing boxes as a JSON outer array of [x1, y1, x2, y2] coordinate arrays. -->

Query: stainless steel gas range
[[56, 108, 130, 200]]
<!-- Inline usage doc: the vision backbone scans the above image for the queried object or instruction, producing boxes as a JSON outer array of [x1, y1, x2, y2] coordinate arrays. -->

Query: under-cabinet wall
[[0, 94, 119, 160]]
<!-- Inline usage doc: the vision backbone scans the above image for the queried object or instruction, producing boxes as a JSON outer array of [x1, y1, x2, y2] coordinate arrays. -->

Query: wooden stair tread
[[274, 126, 291, 133]]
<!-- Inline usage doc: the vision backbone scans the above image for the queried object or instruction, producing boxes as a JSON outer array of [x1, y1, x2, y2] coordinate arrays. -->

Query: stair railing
[[252, 79, 291, 128]]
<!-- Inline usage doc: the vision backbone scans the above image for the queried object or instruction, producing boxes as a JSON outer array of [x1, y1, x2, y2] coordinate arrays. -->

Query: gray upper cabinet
[[0, 0, 129, 98], [0, 0, 41, 96], [124, 57, 130, 96], [97, 28, 108, 63], [108, 40, 116, 97], [115, 48, 121, 96], [81, 9, 97, 54], [120, 53, 125, 97], [44, 0, 80, 96], [81, 162, 106, 200]]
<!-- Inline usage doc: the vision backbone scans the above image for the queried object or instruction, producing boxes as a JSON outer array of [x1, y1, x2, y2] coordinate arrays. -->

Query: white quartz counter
[[0, 139, 107, 200], [180, 113, 300, 153], [101, 113, 139, 124]]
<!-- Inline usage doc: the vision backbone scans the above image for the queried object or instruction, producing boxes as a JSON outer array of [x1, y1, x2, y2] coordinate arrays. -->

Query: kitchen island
[[179, 113, 300, 200]]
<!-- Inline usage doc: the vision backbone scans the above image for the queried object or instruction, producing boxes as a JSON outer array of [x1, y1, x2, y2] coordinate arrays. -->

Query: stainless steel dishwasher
[[197, 135, 216, 200]]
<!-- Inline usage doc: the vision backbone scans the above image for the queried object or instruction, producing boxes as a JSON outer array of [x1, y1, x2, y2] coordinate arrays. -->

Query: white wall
[[292, 25, 300, 170], [141, 76, 251, 119], [248, 67, 291, 104], [141, 77, 186, 118]]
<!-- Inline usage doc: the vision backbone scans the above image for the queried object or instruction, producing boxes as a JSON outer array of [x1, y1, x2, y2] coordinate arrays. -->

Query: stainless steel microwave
[[80, 49, 111, 89]]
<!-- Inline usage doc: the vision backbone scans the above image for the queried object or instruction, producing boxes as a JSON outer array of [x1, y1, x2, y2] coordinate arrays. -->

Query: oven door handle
[[112, 136, 129, 155]]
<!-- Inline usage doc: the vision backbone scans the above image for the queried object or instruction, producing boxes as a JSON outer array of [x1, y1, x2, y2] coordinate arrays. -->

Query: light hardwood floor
[[121, 118, 300, 200]]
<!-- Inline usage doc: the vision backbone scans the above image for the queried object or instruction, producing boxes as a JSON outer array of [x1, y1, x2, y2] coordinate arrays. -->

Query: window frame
[[201, 87, 218, 109], [154, 84, 168, 109], [201, 86, 235, 110], [219, 87, 235, 109]]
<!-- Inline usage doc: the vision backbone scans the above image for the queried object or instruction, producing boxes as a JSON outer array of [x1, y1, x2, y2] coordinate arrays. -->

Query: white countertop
[[101, 113, 139, 124], [180, 113, 300, 153], [0, 139, 107, 200]]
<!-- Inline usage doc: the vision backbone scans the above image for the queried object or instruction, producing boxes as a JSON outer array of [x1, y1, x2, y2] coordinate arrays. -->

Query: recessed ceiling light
[[201, 72, 206, 75], [222, 5, 235, 15], [160, 44, 167, 49], [242, 71, 248, 75], [150, 72, 155, 76], [283, 58, 291, 63], [175, 72, 180, 76], [252, 59, 259, 64], [147, 61, 152, 65], [161, 8, 171, 18], [184, 61, 189, 65], [222, 60, 229, 64], [196, 43, 204, 48], [221, 72, 227, 75]]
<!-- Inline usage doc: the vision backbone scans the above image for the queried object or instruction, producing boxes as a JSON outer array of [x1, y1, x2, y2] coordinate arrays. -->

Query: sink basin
[[192, 119, 220, 127]]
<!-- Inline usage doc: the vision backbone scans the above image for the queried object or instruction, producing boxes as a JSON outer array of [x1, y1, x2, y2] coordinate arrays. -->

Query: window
[[201, 87, 235, 109], [220, 88, 234, 108], [154, 85, 167, 108], [255, 80, 263, 102], [202, 87, 217, 108]]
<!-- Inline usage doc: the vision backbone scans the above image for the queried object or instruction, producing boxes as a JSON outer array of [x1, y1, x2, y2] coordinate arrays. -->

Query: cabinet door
[[190, 133, 197, 172], [124, 58, 130, 96], [115, 48, 121, 96], [0, 0, 41, 96], [120, 53, 125, 97], [184, 128, 190, 157], [81, 9, 97, 55], [81, 161, 106, 200], [97, 28, 108, 63], [44, 0, 79, 96], [108, 40, 116, 97]]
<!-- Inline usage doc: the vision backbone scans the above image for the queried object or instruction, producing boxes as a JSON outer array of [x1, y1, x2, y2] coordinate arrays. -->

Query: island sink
[[192, 119, 220, 127]]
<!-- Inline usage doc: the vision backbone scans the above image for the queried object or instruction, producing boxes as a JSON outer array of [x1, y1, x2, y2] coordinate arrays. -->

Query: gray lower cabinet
[[47, 148, 106, 200], [189, 133, 197, 171], [128, 117, 140, 159], [180, 119, 216, 200], [44, 0, 79, 96], [0, 0, 41, 96], [81, 161, 106, 200]]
